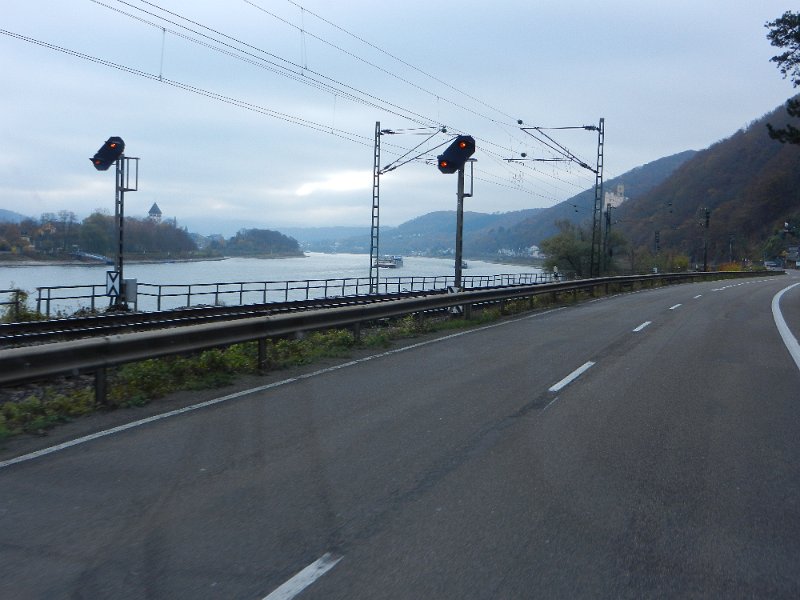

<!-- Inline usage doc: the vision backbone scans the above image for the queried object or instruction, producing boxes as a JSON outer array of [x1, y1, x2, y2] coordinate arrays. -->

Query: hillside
[[302, 150, 696, 259], [469, 150, 697, 253], [382, 209, 544, 256], [0, 209, 28, 223], [308, 209, 544, 255], [615, 99, 800, 264]]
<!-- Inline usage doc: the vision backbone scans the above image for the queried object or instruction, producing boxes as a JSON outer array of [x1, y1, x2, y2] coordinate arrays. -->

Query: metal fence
[[33, 272, 554, 316], [0, 289, 23, 321]]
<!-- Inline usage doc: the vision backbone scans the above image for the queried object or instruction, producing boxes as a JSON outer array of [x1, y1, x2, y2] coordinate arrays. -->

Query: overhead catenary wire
[[520, 126, 598, 174], [5, 0, 609, 207], [380, 128, 448, 174], [241, 0, 511, 128], [94, 0, 439, 128], [279, 0, 520, 125], [101, 0, 604, 199], [0, 29, 372, 147]]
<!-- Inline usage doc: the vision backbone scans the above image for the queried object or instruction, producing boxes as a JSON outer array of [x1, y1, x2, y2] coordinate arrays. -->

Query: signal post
[[437, 135, 475, 289], [90, 136, 139, 309]]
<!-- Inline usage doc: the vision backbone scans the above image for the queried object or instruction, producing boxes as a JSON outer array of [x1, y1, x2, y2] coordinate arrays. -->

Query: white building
[[604, 184, 627, 209]]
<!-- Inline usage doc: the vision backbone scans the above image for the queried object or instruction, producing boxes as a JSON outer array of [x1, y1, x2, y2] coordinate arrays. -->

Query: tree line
[[0, 211, 301, 260]]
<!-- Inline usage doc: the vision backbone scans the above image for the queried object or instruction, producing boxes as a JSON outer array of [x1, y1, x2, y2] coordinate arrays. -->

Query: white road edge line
[[549, 361, 595, 393], [0, 308, 568, 469], [669, 304, 682, 310], [633, 321, 651, 332], [263, 553, 342, 600], [771, 282, 800, 373]]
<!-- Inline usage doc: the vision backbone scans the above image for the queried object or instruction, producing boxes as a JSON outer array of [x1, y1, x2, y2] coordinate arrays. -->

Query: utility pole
[[729, 234, 734, 263], [112, 154, 140, 308], [514, 119, 605, 277], [455, 167, 465, 288], [702, 208, 710, 272], [368, 124, 445, 293], [114, 156, 125, 299], [369, 121, 381, 293], [589, 118, 605, 278], [603, 205, 615, 271], [453, 161, 474, 288]]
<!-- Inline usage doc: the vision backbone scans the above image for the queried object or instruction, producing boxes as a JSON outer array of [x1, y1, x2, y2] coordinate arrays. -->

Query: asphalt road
[[1, 272, 799, 599]]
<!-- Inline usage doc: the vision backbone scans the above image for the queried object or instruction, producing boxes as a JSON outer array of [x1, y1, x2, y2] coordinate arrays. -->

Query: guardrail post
[[13, 290, 21, 321], [351, 321, 362, 343], [257, 338, 268, 374], [95, 368, 108, 406]]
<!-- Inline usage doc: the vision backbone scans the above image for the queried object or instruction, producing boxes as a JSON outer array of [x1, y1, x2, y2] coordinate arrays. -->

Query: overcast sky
[[1, 1, 795, 236]]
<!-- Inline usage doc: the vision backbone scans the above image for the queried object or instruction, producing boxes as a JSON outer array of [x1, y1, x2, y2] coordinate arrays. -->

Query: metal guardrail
[[33, 272, 553, 316], [0, 271, 777, 398]]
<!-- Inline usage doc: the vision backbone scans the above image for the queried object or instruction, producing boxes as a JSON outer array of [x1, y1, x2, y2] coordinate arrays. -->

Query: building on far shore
[[604, 184, 627, 209], [148, 203, 162, 223]]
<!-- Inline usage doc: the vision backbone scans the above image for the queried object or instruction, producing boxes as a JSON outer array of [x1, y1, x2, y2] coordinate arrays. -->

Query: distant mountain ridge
[[615, 99, 800, 263], [300, 151, 697, 257], [0, 209, 28, 223], [9, 97, 795, 266], [468, 151, 698, 254]]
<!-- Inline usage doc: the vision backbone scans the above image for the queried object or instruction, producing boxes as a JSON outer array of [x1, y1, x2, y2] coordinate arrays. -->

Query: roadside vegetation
[[0, 270, 772, 443], [0, 306, 506, 441]]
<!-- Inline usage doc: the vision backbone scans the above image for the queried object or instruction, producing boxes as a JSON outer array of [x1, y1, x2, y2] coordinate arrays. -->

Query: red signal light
[[436, 135, 475, 174], [90, 136, 125, 171]]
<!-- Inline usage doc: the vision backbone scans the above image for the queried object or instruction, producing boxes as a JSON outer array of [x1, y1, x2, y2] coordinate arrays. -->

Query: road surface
[[1, 272, 799, 598]]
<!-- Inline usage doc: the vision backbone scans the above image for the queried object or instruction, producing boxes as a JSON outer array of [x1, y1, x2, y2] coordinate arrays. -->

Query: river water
[[0, 253, 542, 314]]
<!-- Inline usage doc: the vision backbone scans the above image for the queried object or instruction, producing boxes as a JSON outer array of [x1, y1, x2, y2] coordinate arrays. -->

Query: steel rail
[[0, 290, 440, 346]]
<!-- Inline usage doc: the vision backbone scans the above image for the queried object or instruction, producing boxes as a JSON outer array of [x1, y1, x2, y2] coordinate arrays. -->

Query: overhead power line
[[4, 0, 606, 207], [0, 28, 372, 146], [278, 0, 520, 125], [95, 0, 438, 127], [100, 0, 602, 199]]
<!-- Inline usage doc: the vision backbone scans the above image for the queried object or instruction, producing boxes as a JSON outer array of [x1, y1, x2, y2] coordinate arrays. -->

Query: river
[[0, 253, 543, 314]]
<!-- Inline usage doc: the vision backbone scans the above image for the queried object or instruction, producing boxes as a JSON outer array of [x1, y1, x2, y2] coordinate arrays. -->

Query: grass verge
[[0, 285, 618, 440]]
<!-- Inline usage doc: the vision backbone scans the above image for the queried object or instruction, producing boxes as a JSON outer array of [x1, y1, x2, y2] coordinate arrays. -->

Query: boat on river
[[377, 255, 403, 268]]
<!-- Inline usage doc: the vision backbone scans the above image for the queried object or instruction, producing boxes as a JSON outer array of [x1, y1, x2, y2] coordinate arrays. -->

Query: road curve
[[1, 272, 799, 599]]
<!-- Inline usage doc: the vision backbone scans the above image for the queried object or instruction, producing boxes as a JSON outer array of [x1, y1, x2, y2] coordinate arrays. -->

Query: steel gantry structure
[[516, 118, 605, 277]]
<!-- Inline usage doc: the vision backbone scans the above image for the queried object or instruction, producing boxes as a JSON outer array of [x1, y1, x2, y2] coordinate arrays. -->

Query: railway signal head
[[437, 135, 475, 174], [91, 136, 125, 171]]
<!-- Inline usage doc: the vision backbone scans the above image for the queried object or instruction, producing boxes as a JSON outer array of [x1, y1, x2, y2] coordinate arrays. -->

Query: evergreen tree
[[766, 11, 800, 144]]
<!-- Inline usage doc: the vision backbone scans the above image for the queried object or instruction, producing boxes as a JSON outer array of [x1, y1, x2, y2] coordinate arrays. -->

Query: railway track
[[0, 289, 446, 347]]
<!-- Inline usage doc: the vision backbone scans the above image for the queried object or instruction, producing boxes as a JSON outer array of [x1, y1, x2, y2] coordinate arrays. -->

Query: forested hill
[[614, 99, 800, 262], [467, 150, 697, 254], [381, 209, 544, 256]]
